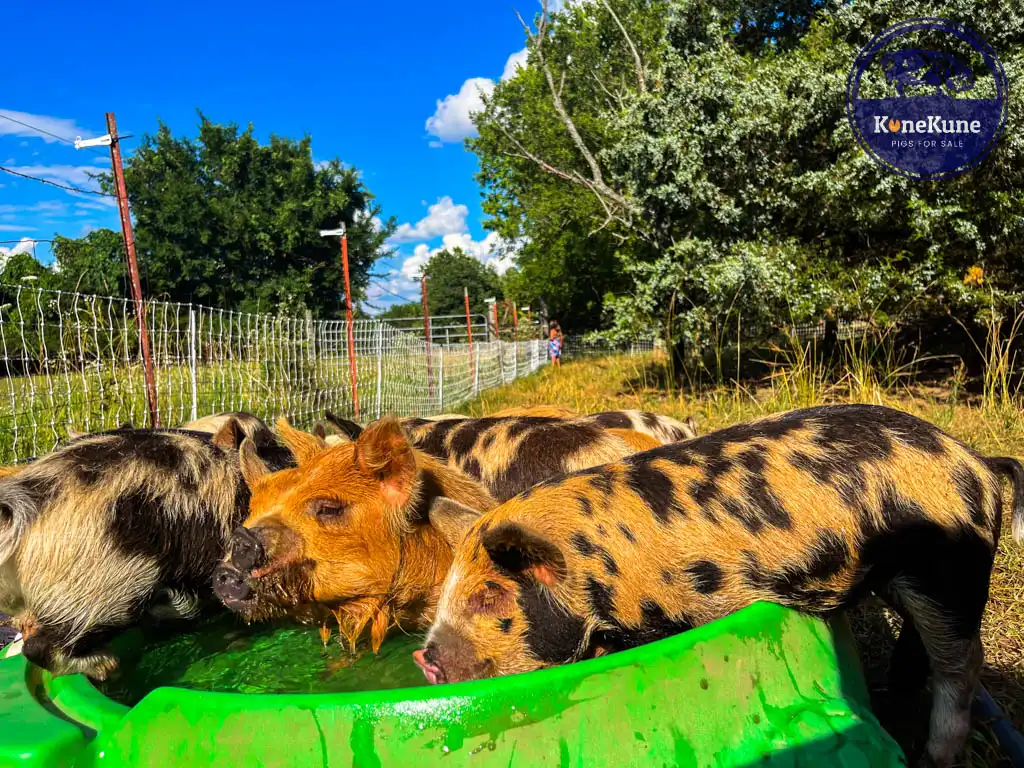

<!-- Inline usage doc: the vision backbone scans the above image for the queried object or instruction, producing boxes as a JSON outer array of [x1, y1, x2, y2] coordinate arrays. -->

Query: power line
[[0, 166, 113, 197], [0, 113, 107, 155], [0, 239, 54, 244], [368, 280, 418, 304]]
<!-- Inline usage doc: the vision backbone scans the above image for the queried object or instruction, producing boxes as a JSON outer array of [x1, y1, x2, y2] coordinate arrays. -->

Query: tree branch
[[516, 0, 630, 212], [599, 0, 646, 93]]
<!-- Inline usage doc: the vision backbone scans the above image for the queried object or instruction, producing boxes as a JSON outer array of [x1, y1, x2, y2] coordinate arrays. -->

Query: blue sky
[[1, 1, 536, 312]]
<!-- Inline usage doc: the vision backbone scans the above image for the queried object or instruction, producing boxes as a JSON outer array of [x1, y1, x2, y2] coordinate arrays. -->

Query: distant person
[[548, 321, 563, 367]]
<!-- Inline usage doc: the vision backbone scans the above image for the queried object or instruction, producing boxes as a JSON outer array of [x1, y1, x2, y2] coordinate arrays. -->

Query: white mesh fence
[[561, 335, 659, 359], [0, 284, 553, 464]]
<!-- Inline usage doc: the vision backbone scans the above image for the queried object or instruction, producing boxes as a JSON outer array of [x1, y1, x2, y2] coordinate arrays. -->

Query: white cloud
[[364, 272, 421, 312], [0, 238, 36, 262], [0, 200, 67, 215], [398, 231, 519, 281], [5, 164, 106, 193], [400, 244, 433, 280], [74, 200, 115, 213], [502, 49, 529, 82], [425, 77, 495, 144], [390, 196, 468, 243], [425, 49, 532, 145], [0, 224, 36, 232], [0, 109, 98, 144]]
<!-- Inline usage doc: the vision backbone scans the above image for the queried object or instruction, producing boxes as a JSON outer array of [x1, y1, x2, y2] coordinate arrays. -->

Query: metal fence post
[[375, 322, 384, 419], [473, 342, 480, 396], [438, 345, 444, 411], [188, 308, 198, 422], [305, 310, 314, 363]]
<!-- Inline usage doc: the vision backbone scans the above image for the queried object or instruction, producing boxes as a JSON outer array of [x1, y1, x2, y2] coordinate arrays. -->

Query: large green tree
[[422, 247, 503, 317], [52, 230, 127, 297], [377, 301, 422, 320], [91, 114, 395, 317], [469, 0, 667, 332], [472, 0, 1024, 359]]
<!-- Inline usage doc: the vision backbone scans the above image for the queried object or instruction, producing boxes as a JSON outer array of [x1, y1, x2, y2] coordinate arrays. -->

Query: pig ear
[[684, 416, 698, 438], [0, 482, 37, 564], [311, 423, 327, 440], [324, 411, 363, 441], [354, 417, 417, 508], [212, 417, 243, 450], [239, 437, 271, 486], [429, 497, 483, 549], [482, 523, 566, 588], [275, 418, 326, 465]]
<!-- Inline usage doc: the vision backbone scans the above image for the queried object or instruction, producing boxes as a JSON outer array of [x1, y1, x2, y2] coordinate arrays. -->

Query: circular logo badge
[[846, 17, 1008, 180]]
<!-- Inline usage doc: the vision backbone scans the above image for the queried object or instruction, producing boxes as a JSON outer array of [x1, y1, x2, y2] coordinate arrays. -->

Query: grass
[[0, 341, 540, 464], [456, 350, 1024, 767]]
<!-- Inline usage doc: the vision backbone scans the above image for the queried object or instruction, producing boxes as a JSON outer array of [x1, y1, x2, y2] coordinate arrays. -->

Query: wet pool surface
[[98, 613, 428, 706]]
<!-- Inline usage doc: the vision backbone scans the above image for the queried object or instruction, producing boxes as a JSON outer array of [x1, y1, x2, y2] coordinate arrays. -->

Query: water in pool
[[98, 612, 428, 706]]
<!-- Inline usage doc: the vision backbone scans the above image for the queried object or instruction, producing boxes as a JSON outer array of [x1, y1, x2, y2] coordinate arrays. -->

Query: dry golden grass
[[459, 352, 1024, 767]]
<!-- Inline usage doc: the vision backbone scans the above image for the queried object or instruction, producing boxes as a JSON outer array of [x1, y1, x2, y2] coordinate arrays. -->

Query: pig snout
[[412, 643, 447, 685], [213, 564, 252, 604], [226, 525, 266, 572]]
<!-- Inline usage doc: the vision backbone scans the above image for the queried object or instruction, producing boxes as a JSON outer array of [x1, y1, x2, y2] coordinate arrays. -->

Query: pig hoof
[[53, 651, 121, 680]]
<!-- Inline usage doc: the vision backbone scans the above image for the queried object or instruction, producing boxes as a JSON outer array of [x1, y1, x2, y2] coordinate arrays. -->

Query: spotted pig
[[318, 410, 697, 500], [213, 418, 498, 651], [0, 415, 294, 678], [419, 404, 1024, 768]]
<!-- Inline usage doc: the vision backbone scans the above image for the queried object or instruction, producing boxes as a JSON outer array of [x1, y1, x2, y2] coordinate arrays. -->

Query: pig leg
[[890, 557, 988, 768], [147, 587, 202, 620], [48, 647, 120, 680], [876, 586, 930, 695]]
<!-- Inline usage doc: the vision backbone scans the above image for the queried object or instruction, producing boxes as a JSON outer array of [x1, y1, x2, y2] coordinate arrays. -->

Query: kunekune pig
[[419, 404, 1024, 768], [212, 413, 665, 648], [0, 414, 294, 678]]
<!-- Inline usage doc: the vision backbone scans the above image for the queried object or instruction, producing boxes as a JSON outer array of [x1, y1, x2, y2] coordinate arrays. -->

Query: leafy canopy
[[69, 113, 396, 317], [471, 0, 1024, 353], [422, 247, 504, 317]]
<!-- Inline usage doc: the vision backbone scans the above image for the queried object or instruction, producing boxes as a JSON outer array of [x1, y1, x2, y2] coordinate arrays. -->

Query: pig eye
[[0, 504, 10, 528], [468, 581, 513, 615], [307, 498, 348, 522]]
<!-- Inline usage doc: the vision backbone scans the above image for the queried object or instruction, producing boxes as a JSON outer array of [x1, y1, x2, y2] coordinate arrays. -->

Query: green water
[[98, 613, 429, 707]]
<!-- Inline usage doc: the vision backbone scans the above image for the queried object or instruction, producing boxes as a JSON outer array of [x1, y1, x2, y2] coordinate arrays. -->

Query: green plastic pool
[[0, 602, 906, 767]]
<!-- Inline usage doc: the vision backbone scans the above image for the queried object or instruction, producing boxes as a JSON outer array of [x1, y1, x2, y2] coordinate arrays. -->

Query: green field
[[0, 341, 543, 463]]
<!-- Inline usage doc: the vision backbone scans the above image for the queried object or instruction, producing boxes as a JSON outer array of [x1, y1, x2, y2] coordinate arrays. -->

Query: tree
[[0, 251, 53, 288], [422, 247, 503, 317], [52, 230, 127, 296], [469, 0, 668, 332], [377, 302, 422, 320], [471, 0, 1024, 365], [93, 113, 395, 317]]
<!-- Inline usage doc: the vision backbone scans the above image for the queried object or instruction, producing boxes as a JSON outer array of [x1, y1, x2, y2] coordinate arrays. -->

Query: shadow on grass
[[848, 597, 1024, 768], [620, 317, 1019, 402]]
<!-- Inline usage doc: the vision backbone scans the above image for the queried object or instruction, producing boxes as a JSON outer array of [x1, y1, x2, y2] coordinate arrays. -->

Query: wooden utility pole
[[341, 228, 360, 419], [319, 224, 360, 419], [421, 276, 432, 395], [107, 112, 158, 427]]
